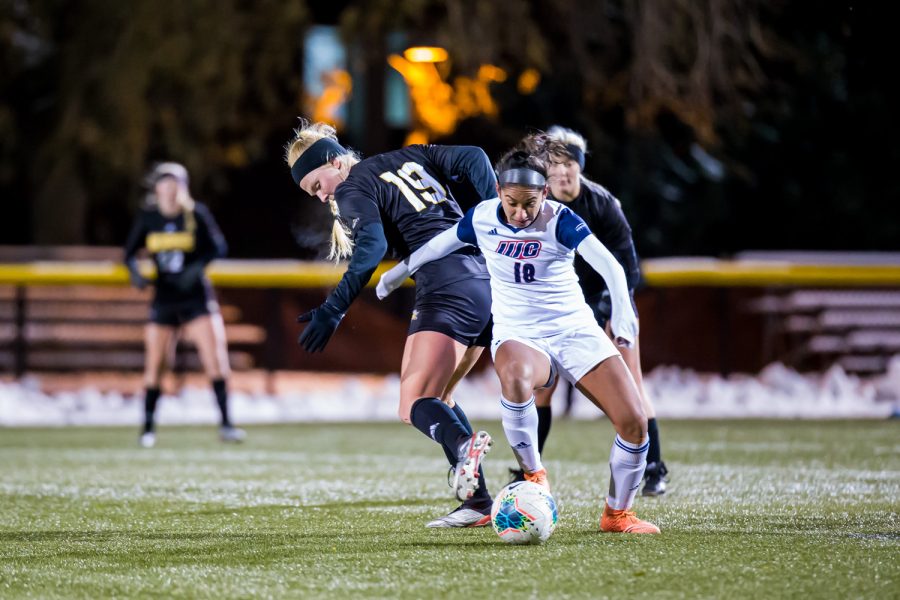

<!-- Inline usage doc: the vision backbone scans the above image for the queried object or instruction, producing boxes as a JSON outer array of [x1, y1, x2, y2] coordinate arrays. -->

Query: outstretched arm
[[326, 221, 389, 312], [298, 221, 389, 352], [576, 235, 639, 347], [376, 224, 468, 299], [556, 206, 638, 347]]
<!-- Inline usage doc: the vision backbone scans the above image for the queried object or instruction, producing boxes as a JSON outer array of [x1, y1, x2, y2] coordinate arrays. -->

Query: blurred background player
[[285, 120, 496, 528], [379, 146, 659, 534], [124, 162, 246, 448], [507, 127, 670, 497]]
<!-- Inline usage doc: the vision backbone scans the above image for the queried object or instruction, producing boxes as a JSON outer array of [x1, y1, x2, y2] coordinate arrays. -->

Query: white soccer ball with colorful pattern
[[491, 481, 558, 544]]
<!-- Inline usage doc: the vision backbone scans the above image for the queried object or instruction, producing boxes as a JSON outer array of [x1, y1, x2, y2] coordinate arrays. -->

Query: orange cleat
[[599, 503, 660, 534], [524, 468, 551, 492]]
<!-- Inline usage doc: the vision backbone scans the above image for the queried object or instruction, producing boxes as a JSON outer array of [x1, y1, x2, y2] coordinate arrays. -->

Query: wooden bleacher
[[750, 289, 900, 374], [0, 284, 266, 374], [4, 248, 899, 378], [0, 246, 267, 374]]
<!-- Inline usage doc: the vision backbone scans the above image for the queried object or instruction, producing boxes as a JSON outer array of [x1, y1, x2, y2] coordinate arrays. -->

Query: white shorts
[[490, 322, 621, 386]]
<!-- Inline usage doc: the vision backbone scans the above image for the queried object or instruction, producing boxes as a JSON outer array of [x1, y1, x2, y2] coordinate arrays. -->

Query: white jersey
[[457, 198, 596, 338]]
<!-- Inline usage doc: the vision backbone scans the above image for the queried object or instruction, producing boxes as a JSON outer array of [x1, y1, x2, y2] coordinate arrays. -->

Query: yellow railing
[[0, 258, 898, 287], [0, 260, 391, 287], [641, 258, 900, 287]]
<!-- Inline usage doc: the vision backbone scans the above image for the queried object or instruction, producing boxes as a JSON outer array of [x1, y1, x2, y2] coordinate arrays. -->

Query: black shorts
[[407, 276, 492, 347], [585, 289, 638, 330], [150, 297, 219, 327]]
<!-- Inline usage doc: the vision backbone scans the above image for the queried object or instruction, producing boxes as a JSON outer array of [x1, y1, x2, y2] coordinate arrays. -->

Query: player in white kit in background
[[378, 145, 660, 534]]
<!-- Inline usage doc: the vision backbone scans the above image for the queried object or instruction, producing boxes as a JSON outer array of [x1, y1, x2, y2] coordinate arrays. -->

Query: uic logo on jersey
[[495, 239, 542, 259]]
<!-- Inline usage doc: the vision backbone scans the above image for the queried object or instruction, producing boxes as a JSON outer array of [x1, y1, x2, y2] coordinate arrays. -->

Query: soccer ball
[[491, 481, 558, 544]]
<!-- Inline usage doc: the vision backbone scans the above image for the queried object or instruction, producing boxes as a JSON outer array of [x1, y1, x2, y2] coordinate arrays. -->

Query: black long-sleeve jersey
[[325, 145, 497, 313], [123, 202, 227, 305], [553, 177, 641, 299]]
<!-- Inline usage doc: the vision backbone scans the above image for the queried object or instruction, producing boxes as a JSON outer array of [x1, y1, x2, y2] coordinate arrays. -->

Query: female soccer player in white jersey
[[520, 127, 669, 497], [378, 146, 659, 534]]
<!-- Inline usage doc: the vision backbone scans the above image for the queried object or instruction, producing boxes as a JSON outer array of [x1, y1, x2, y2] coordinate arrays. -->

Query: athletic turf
[[1, 420, 897, 598]]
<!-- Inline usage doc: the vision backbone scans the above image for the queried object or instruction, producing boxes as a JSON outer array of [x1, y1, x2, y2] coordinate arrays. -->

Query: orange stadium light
[[310, 68, 353, 127], [403, 46, 449, 63], [517, 68, 541, 95]]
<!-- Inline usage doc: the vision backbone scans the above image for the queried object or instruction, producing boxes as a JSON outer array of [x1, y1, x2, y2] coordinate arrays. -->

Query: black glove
[[126, 263, 150, 290], [174, 262, 206, 292], [297, 302, 345, 352]]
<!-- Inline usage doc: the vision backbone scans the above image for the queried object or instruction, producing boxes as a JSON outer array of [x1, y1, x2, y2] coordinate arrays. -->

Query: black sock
[[212, 379, 231, 427], [450, 402, 473, 435], [564, 380, 575, 415], [452, 402, 490, 503], [410, 397, 472, 465], [647, 418, 662, 464], [143, 387, 161, 433], [536, 405, 552, 454]]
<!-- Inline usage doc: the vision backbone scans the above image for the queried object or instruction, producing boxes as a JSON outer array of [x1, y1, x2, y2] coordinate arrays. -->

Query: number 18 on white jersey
[[457, 198, 597, 339]]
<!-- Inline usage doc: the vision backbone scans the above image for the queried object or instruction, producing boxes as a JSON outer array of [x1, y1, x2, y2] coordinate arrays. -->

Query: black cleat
[[642, 461, 669, 497], [507, 467, 526, 485]]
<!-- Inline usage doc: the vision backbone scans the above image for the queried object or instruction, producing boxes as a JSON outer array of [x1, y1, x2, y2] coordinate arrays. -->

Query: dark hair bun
[[495, 145, 548, 179]]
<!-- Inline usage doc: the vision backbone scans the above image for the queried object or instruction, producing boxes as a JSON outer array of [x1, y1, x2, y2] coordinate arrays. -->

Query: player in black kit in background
[[285, 120, 496, 528], [516, 128, 670, 496], [124, 162, 245, 448]]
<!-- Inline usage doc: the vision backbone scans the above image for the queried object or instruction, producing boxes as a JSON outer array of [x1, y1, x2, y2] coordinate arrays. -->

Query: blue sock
[[536, 406, 552, 454], [451, 402, 473, 435], [647, 418, 662, 464], [452, 402, 490, 504], [410, 397, 471, 466]]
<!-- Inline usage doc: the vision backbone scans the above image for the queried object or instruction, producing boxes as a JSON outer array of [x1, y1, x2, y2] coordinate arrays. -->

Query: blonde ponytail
[[285, 118, 360, 262], [327, 198, 354, 261]]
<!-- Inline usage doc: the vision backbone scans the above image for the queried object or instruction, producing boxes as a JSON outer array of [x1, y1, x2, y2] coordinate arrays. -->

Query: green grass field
[[1, 420, 898, 599]]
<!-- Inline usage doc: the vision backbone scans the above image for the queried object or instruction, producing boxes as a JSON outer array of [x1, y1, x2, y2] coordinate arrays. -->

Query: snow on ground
[[1, 359, 898, 427]]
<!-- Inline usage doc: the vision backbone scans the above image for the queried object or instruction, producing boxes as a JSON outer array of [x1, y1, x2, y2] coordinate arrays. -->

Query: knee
[[497, 361, 533, 402], [618, 412, 648, 443]]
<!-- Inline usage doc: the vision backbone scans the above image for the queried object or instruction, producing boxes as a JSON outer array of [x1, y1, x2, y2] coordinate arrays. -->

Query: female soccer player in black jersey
[[124, 162, 245, 448], [285, 120, 496, 528], [519, 128, 669, 496]]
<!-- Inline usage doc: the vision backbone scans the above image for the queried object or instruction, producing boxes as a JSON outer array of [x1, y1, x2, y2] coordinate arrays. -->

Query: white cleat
[[452, 431, 493, 502], [426, 505, 492, 528], [219, 426, 246, 443], [139, 432, 156, 448]]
